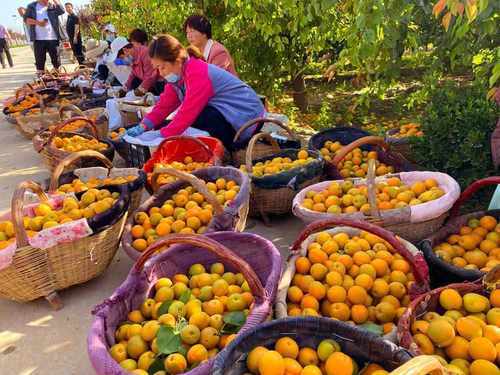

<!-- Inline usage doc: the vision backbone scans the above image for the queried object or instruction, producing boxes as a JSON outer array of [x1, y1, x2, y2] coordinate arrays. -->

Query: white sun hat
[[106, 36, 131, 64]]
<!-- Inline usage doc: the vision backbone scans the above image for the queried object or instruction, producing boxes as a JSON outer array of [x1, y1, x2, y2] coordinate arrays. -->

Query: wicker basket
[[309, 126, 371, 151], [385, 128, 415, 162], [420, 176, 500, 287], [245, 132, 324, 223], [122, 166, 250, 260], [276, 218, 430, 327], [318, 136, 417, 179], [144, 135, 225, 194], [58, 104, 109, 139], [397, 269, 498, 358], [88, 232, 282, 375], [212, 316, 412, 374], [34, 118, 115, 173], [293, 160, 460, 243], [0, 181, 128, 309], [48, 150, 146, 215], [231, 117, 301, 167]]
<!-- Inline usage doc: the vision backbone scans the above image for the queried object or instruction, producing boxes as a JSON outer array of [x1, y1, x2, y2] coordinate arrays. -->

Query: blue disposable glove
[[126, 124, 146, 137]]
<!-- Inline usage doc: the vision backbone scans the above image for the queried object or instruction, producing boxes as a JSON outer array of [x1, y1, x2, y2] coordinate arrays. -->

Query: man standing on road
[[0, 25, 14, 69], [65, 2, 84, 65], [24, 0, 65, 74]]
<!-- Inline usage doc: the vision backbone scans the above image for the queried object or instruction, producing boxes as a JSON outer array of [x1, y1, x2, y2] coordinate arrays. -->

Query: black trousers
[[34, 40, 60, 71], [70, 39, 85, 65], [191, 106, 236, 149], [0, 38, 13, 68]]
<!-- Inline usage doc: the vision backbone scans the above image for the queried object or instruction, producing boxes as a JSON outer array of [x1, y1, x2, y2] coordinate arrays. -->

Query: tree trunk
[[292, 73, 308, 112]]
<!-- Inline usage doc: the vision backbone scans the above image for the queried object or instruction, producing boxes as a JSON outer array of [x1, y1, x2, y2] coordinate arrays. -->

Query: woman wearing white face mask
[[103, 24, 116, 44], [125, 34, 264, 149]]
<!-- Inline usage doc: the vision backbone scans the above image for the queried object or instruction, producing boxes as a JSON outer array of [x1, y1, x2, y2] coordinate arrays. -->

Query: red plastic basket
[[143, 135, 225, 193]]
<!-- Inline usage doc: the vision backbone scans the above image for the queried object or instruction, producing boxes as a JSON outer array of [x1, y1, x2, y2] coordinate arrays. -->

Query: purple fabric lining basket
[[122, 166, 250, 260], [87, 231, 282, 375]]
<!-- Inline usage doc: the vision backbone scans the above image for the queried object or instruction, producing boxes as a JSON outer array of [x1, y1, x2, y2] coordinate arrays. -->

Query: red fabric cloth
[[125, 44, 159, 91], [208, 41, 237, 77]]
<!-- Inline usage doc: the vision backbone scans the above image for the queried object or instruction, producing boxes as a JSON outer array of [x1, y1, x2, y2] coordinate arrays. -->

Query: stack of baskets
[[0, 180, 129, 309]]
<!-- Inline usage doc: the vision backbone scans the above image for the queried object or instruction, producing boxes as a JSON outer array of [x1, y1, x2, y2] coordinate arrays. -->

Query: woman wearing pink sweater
[[126, 34, 265, 149], [183, 15, 237, 76]]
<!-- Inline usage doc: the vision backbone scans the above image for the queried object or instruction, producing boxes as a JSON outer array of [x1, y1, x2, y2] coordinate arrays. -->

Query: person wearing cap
[[103, 24, 116, 44], [24, 0, 65, 74], [184, 14, 236, 76]]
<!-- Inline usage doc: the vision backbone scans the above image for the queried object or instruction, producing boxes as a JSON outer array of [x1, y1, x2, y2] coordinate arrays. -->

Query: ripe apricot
[[275, 337, 299, 359]]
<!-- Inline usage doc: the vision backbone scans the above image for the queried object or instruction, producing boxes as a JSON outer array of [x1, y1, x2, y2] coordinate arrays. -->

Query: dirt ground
[[0, 47, 302, 374]]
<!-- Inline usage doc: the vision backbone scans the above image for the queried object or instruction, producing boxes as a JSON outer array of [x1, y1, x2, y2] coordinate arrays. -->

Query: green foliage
[[410, 82, 499, 189], [315, 101, 335, 130]]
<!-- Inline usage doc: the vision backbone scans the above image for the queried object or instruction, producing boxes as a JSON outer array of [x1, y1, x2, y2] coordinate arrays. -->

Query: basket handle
[[450, 176, 500, 218], [11, 181, 50, 247], [233, 117, 297, 143], [49, 150, 114, 192], [47, 116, 98, 145], [150, 167, 224, 215], [35, 92, 46, 114], [366, 158, 381, 219], [156, 135, 215, 162], [389, 355, 448, 375], [15, 84, 34, 100], [135, 234, 265, 300], [332, 136, 390, 168], [59, 104, 85, 120], [290, 217, 429, 286], [244, 132, 281, 173]]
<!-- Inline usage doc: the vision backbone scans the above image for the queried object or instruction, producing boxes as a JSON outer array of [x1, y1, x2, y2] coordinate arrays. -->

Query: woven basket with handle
[[48, 150, 146, 215], [385, 128, 416, 162], [275, 218, 430, 330], [212, 316, 412, 374], [231, 117, 301, 167], [420, 176, 500, 286], [0, 181, 129, 309], [34, 117, 115, 172], [245, 132, 324, 223], [88, 232, 282, 375], [122, 166, 250, 260], [398, 267, 499, 358], [293, 159, 459, 243], [56, 104, 108, 139], [318, 136, 417, 179]]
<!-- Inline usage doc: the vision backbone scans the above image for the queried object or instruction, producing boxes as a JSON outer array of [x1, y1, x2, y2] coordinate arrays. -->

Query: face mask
[[165, 73, 181, 83], [105, 34, 115, 42]]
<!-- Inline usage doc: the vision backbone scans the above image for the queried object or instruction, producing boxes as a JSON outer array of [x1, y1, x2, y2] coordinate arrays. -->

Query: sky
[[2, 0, 91, 32]]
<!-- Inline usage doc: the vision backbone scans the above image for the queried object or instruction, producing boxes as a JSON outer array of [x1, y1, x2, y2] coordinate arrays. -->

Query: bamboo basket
[[245, 133, 324, 224], [122, 167, 250, 260], [88, 232, 282, 375], [231, 117, 301, 167], [15, 93, 62, 139], [0, 181, 128, 309], [48, 151, 146, 215], [385, 128, 415, 162], [34, 117, 115, 173], [275, 218, 430, 329], [420, 176, 500, 286], [292, 159, 459, 243], [57, 104, 108, 139], [212, 316, 412, 374]]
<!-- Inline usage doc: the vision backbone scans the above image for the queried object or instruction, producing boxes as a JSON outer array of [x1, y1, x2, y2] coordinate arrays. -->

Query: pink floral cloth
[[0, 195, 93, 271]]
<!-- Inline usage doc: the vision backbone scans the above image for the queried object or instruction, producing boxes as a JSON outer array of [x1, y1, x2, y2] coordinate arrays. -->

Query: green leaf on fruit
[[157, 326, 183, 355], [360, 322, 383, 336], [221, 311, 246, 334], [179, 290, 191, 304], [157, 300, 173, 317], [148, 357, 165, 375]]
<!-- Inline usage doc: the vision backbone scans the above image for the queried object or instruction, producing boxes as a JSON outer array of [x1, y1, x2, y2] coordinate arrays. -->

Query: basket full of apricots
[[88, 232, 282, 375], [293, 161, 461, 243], [275, 218, 430, 341], [398, 271, 500, 375], [121, 167, 250, 260], [211, 316, 412, 375], [421, 177, 500, 286]]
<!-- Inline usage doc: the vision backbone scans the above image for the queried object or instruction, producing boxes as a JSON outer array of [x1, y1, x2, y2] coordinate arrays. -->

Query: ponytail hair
[[149, 34, 205, 62]]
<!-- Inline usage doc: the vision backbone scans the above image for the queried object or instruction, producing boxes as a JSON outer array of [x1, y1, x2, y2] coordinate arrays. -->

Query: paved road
[[0, 46, 302, 374]]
